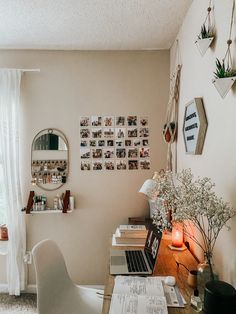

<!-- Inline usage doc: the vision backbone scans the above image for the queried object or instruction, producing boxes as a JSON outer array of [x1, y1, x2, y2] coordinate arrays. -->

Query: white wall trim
[[0, 284, 37, 294], [0, 284, 8, 293]]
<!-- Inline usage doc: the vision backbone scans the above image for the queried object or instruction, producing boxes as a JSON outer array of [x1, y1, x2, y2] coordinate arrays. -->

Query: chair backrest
[[32, 239, 76, 314]]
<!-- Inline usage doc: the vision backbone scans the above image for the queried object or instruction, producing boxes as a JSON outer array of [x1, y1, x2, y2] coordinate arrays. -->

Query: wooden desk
[[102, 239, 198, 314]]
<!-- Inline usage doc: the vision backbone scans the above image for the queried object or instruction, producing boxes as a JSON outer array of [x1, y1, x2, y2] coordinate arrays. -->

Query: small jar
[[191, 289, 202, 312]]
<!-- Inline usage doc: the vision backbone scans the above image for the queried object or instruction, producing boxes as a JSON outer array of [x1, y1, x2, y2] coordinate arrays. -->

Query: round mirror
[[31, 128, 69, 191]]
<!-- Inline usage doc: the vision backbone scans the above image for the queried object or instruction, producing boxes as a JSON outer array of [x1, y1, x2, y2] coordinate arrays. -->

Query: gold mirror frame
[[31, 128, 69, 191]]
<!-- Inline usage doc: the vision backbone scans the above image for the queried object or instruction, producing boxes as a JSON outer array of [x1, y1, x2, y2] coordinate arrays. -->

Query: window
[[0, 148, 6, 225]]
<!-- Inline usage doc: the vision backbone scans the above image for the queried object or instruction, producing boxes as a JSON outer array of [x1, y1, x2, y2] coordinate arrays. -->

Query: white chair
[[32, 239, 104, 314]]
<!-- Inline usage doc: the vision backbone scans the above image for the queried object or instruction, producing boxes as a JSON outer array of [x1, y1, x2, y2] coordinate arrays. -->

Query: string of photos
[[212, 0, 236, 98], [195, 0, 215, 56]]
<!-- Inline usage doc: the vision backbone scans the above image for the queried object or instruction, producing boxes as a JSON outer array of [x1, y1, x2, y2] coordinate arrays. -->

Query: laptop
[[110, 225, 162, 275]]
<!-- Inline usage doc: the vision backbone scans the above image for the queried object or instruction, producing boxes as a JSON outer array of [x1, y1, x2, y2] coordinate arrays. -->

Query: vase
[[197, 253, 217, 302]]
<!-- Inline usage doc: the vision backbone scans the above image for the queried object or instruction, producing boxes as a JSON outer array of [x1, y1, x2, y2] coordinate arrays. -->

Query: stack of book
[[112, 224, 148, 246]]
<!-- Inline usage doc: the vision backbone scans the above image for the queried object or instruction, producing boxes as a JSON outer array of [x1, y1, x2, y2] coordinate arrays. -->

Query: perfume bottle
[[191, 289, 202, 312]]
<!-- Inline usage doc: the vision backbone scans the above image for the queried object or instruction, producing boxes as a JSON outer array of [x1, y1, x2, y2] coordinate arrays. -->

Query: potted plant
[[195, 24, 215, 56], [212, 57, 236, 98], [151, 169, 236, 298]]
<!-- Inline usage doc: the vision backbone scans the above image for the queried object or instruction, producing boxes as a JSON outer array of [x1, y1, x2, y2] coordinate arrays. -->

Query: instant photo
[[91, 116, 102, 126], [116, 116, 125, 126], [104, 160, 115, 170], [91, 128, 102, 138], [103, 149, 115, 159], [116, 160, 127, 170], [80, 128, 90, 138], [127, 128, 138, 138], [103, 116, 114, 127], [92, 160, 103, 170], [116, 148, 126, 158], [80, 116, 90, 127], [127, 115, 137, 126], [128, 160, 138, 170], [81, 160, 91, 170], [140, 127, 149, 137], [92, 148, 103, 158], [80, 148, 90, 159], [103, 128, 114, 138], [140, 159, 150, 170], [128, 148, 138, 158], [139, 147, 150, 158], [115, 128, 125, 138]]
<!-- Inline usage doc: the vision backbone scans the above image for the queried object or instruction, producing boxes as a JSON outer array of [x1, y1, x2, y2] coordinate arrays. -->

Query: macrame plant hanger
[[163, 40, 182, 172], [213, 0, 236, 98], [195, 0, 215, 56]]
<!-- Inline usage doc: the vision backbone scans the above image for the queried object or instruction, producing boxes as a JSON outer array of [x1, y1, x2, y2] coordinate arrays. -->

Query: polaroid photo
[[133, 139, 141, 147], [91, 128, 102, 138], [103, 128, 114, 138], [91, 148, 103, 158], [80, 148, 90, 159], [104, 160, 115, 170], [103, 148, 115, 159], [140, 159, 150, 170], [115, 128, 126, 138], [125, 140, 132, 147], [103, 116, 114, 127], [80, 128, 90, 138], [90, 140, 96, 147], [81, 160, 91, 171], [128, 148, 138, 158], [92, 160, 103, 170], [127, 115, 137, 126], [80, 116, 90, 127], [116, 148, 126, 158], [116, 160, 127, 170], [140, 116, 148, 126], [142, 139, 149, 146], [139, 127, 149, 138], [127, 128, 138, 138], [98, 140, 105, 147], [80, 140, 88, 147], [128, 160, 139, 170], [116, 116, 125, 126], [140, 147, 150, 158], [107, 140, 114, 147], [115, 140, 124, 147], [91, 116, 102, 126]]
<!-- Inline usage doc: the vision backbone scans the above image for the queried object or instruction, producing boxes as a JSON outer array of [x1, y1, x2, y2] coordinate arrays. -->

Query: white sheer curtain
[[0, 69, 26, 295]]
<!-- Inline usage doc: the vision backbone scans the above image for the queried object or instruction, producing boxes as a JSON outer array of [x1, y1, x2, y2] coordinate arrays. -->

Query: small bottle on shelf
[[190, 289, 202, 312]]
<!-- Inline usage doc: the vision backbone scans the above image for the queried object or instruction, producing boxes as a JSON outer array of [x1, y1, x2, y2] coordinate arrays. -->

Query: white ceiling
[[0, 0, 192, 50]]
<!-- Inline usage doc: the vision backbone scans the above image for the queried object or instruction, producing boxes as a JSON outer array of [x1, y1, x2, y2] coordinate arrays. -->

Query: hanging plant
[[213, 1, 236, 99], [162, 40, 182, 171], [195, 1, 215, 56]]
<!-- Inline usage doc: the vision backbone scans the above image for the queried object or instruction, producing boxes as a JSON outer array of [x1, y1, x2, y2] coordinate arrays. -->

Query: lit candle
[[172, 223, 183, 247]]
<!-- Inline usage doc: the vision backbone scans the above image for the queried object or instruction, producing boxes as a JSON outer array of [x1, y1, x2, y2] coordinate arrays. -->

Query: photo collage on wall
[[79, 116, 150, 171]]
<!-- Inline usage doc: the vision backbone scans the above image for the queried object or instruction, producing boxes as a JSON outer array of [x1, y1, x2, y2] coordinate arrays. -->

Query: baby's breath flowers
[[152, 169, 236, 279]]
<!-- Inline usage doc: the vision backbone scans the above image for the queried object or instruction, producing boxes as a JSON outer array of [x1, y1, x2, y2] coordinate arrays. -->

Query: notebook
[[110, 225, 162, 275]]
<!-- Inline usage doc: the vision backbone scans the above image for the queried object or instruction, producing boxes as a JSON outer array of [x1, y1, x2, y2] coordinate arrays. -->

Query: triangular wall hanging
[[213, 76, 236, 99], [195, 1, 215, 56], [213, 0, 236, 98], [196, 37, 214, 56]]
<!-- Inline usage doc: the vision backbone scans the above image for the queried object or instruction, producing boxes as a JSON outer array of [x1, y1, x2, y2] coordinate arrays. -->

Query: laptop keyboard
[[125, 250, 148, 272]]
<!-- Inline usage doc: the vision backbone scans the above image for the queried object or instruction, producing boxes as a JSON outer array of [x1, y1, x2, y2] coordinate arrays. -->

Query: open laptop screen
[[144, 225, 162, 271]]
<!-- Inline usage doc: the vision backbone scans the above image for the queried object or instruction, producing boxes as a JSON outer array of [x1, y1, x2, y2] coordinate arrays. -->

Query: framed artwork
[[182, 98, 208, 155]]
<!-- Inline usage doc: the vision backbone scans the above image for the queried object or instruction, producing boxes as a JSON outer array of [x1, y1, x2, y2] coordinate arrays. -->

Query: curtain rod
[[0, 68, 40, 72]]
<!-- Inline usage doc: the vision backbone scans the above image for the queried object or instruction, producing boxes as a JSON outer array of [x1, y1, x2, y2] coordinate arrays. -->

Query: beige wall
[[171, 0, 236, 286], [0, 50, 169, 285]]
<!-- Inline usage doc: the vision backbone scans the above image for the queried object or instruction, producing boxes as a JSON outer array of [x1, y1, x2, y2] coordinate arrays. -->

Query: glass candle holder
[[171, 223, 183, 247]]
